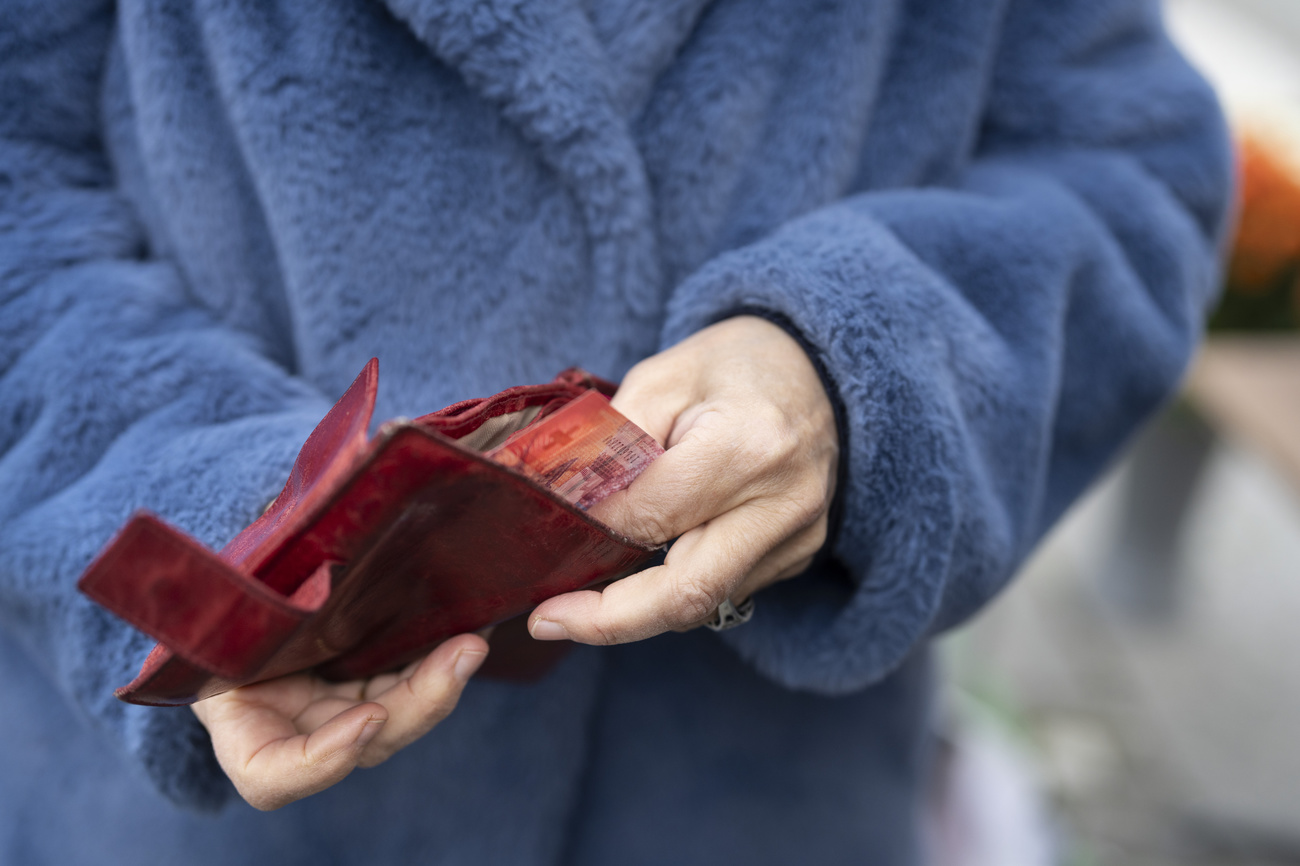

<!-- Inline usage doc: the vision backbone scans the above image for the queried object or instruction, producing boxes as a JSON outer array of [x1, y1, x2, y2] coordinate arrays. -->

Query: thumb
[[608, 364, 693, 449], [585, 418, 747, 547], [205, 700, 387, 811]]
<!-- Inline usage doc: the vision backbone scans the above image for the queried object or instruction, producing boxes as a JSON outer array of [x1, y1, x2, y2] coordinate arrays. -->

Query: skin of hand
[[529, 314, 839, 644], [191, 632, 488, 811], [190, 314, 831, 807]]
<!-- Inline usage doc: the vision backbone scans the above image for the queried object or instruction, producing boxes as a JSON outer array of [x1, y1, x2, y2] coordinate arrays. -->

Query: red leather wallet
[[78, 360, 659, 706]]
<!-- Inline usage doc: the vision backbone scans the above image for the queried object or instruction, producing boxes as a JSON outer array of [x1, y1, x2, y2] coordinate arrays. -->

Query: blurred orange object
[[1227, 129, 1300, 295]]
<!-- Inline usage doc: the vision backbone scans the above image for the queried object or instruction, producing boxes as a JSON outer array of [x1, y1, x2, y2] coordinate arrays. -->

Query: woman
[[0, 0, 1230, 862]]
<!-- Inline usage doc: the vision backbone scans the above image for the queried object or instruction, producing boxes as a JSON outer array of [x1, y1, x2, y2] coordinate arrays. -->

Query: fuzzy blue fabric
[[0, 0, 1229, 862]]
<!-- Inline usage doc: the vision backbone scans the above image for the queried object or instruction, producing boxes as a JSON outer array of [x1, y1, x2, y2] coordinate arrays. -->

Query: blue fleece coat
[[0, 0, 1229, 863]]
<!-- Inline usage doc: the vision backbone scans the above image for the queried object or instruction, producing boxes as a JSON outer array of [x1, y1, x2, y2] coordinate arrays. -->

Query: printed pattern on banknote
[[486, 391, 663, 510]]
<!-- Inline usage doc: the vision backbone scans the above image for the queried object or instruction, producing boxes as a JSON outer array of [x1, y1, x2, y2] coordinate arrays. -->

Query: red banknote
[[486, 391, 663, 510]]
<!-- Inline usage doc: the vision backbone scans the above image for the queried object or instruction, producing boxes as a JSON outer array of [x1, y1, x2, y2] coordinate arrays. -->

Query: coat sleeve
[[661, 0, 1233, 694], [0, 1, 330, 808]]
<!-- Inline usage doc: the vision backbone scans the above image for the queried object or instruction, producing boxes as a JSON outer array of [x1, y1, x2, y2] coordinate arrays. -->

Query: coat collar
[[382, 0, 712, 318]]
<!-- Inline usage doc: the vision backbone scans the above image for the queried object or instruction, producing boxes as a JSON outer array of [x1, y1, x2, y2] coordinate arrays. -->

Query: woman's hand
[[191, 633, 488, 810], [528, 315, 838, 643]]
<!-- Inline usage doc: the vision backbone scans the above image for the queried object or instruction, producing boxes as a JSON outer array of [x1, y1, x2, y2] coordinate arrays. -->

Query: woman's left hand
[[191, 632, 488, 810], [528, 315, 838, 643]]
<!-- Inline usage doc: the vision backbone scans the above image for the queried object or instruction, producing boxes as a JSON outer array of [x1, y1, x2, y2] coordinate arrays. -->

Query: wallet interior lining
[[454, 406, 543, 452]]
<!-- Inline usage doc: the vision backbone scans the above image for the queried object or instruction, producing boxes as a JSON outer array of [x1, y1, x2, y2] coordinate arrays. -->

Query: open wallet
[[77, 360, 663, 707]]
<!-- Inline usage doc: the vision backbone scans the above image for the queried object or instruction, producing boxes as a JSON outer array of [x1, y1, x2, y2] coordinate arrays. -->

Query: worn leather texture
[[78, 360, 658, 706]]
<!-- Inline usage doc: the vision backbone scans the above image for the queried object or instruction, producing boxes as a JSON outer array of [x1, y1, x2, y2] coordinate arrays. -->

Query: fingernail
[[452, 649, 487, 683], [529, 618, 569, 641], [356, 717, 385, 748]]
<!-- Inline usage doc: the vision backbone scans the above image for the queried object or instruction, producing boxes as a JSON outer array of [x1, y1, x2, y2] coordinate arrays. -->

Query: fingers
[[538, 509, 827, 642], [727, 512, 829, 604], [195, 691, 389, 811], [590, 396, 827, 549], [667, 521, 826, 632], [355, 633, 487, 767], [192, 633, 489, 810], [538, 315, 839, 646], [530, 504, 785, 643], [607, 359, 693, 448], [585, 427, 753, 548]]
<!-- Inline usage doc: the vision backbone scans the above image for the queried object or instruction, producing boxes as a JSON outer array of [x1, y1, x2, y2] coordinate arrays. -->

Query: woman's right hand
[[191, 633, 488, 810]]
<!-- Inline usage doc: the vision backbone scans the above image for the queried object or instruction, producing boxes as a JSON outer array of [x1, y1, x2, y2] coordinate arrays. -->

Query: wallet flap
[[79, 514, 328, 681], [220, 358, 379, 573]]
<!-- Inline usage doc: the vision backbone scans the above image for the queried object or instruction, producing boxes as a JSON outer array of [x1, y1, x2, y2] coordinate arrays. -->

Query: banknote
[[486, 390, 664, 510]]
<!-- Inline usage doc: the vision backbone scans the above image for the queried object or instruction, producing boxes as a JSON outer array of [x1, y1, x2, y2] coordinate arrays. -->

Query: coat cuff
[[660, 210, 961, 695]]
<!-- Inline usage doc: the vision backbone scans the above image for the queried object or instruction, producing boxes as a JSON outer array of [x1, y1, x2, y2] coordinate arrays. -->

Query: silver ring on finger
[[705, 596, 755, 632]]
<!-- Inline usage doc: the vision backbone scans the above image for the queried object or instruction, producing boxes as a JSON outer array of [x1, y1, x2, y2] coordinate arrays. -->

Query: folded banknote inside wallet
[[77, 359, 663, 706]]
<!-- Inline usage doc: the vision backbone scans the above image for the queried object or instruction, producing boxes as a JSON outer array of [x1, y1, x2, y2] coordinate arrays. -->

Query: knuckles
[[732, 406, 800, 467], [789, 475, 833, 528], [668, 571, 727, 625], [726, 405, 832, 490], [627, 503, 678, 548], [790, 514, 830, 561], [585, 617, 625, 645]]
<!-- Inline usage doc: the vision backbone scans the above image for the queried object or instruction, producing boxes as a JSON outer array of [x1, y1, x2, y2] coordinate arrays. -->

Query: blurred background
[[931, 1, 1300, 864]]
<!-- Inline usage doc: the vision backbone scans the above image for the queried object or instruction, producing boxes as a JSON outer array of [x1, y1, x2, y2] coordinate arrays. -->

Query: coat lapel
[[382, 0, 710, 319]]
